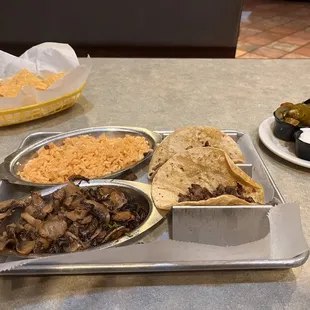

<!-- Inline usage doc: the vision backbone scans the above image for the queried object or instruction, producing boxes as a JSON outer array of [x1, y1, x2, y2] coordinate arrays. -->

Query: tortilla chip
[[0, 69, 47, 97], [43, 72, 66, 88], [151, 147, 264, 210], [148, 126, 244, 179]]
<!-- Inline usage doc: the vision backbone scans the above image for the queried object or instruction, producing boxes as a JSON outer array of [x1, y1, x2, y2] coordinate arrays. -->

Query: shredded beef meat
[[178, 184, 213, 202], [178, 183, 255, 203]]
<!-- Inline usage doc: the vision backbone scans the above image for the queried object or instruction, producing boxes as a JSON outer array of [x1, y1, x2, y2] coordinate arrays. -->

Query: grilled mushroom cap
[[83, 200, 110, 224], [0, 180, 147, 255], [38, 216, 67, 240], [103, 226, 129, 242], [16, 240, 36, 255]]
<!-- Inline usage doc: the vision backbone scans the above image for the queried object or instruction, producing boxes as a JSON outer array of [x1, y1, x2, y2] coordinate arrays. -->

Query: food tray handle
[[17, 132, 62, 150]]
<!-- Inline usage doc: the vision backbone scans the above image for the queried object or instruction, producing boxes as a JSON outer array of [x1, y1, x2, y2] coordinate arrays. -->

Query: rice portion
[[19, 134, 151, 184]]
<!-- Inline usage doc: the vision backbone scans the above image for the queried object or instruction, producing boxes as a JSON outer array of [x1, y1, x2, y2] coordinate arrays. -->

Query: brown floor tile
[[281, 53, 309, 59], [267, 41, 299, 53], [294, 44, 310, 57], [237, 42, 259, 52], [237, 34, 248, 41], [299, 42, 310, 49], [270, 16, 296, 24], [243, 19, 288, 31], [239, 0, 310, 59], [250, 10, 279, 18], [247, 16, 266, 24], [270, 23, 307, 35], [235, 49, 247, 57], [289, 8, 310, 17], [270, 26, 297, 35], [294, 31, 310, 40], [239, 53, 268, 59], [280, 6, 305, 13], [288, 19, 310, 27], [240, 21, 251, 28], [284, 20, 309, 28], [256, 3, 282, 10], [243, 31, 284, 46], [279, 35, 310, 46], [241, 22, 276, 31], [239, 27, 262, 37], [252, 46, 287, 58], [282, 3, 306, 10]]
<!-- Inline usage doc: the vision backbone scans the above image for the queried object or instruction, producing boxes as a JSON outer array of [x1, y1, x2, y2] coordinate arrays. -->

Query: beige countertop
[[0, 59, 309, 309]]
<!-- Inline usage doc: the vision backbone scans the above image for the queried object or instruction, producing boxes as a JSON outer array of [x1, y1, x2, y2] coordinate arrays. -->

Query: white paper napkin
[[0, 42, 91, 110]]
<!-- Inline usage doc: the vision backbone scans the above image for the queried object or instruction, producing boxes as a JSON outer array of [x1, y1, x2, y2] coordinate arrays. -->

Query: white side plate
[[258, 117, 310, 168]]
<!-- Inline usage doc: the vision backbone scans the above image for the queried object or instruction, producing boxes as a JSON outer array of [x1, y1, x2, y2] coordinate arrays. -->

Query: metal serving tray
[[0, 130, 308, 275]]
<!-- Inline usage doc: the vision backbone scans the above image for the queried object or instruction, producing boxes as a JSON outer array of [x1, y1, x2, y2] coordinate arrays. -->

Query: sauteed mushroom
[[0, 179, 147, 255], [52, 188, 66, 202], [62, 231, 86, 253], [0, 232, 14, 251], [65, 208, 89, 222], [0, 200, 14, 213], [84, 200, 110, 224], [103, 226, 129, 242], [39, 216, 67, 240], [16, 240, 36, 255], [112, 211, 135, 222], [77, 217, 98, 241], [0, 200, 25, 223], [90, 227, 102, 240], [0, 210, 12, 220], [79, 215, 93, 224], [33, 237, 51, 254], [108, 191, 128, 211], [85, 188, 127, 212], [21, 213, 41, 228], [25, 192, 54, 220]]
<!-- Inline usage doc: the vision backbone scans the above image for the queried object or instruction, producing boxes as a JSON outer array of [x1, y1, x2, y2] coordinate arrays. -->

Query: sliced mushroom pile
[[0, 180, 148, 255]]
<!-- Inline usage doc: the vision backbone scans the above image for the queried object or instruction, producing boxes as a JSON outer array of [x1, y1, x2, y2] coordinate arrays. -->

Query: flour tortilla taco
[[148, 126, 244, 179], [151, 147, 264, 210]]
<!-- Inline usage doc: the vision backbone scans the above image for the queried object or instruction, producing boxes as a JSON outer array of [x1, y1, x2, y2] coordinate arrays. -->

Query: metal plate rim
[[4, 250, 309, 275]]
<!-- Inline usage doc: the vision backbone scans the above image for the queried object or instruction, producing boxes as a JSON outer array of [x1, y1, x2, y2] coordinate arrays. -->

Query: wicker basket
[[0, 84, 85, 127]]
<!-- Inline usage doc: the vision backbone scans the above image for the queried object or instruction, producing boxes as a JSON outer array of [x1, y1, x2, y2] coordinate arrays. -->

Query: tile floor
[[237, 0, 310, 58]]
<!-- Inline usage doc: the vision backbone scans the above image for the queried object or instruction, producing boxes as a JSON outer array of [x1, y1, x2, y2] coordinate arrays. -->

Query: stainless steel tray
[[0, 130, 308, 275]]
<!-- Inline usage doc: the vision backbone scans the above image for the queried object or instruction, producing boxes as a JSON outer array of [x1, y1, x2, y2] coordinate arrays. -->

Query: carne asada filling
[[178, 183, 255, 203]]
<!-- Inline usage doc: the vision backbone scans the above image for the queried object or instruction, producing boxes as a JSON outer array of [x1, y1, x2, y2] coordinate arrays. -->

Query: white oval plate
[[258, 116, 310, 168]]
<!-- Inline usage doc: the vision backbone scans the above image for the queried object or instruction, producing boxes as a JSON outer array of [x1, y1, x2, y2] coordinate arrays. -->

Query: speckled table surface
[[0, 59, 310, 309]]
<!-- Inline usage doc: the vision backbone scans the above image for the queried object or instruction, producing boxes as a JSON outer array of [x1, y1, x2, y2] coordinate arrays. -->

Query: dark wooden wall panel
[[0, 1, 242, 58]]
